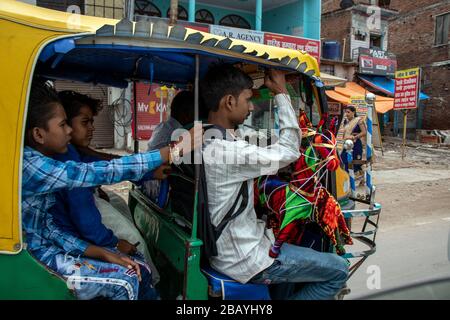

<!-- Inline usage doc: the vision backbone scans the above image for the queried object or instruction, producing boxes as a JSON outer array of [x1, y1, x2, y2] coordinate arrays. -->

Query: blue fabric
[[52, 249, 158, 300], [359, 75, 430, 101], [22, 146, 162, 265], [202, 267, 271, 300], [250, 243, 349, 300], [157, 179, 169, 208], [51, 145, 118, 248]]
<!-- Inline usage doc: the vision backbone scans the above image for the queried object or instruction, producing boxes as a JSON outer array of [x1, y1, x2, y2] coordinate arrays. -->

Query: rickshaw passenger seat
[[201, 266, 271, 300], [169, 162, 195, 222], [157, 179, 169, 208]]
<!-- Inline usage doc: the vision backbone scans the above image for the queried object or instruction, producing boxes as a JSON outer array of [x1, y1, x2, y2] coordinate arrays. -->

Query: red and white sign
[[264, 32, 320, 64], [179, 21, 209, 33], [394, 68, 420, 110], [131, 83, 176, 140], [358, 48, 397, 77]]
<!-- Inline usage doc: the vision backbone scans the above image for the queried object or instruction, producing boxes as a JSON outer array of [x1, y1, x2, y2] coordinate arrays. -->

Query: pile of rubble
[[416, 129, 450, 145]]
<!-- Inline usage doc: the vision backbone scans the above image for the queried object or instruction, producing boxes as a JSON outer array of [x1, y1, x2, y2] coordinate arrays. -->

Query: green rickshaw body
[[1, 0, 362, 300]]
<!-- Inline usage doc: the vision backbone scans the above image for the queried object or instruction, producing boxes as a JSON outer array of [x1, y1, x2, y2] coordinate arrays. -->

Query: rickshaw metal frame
[[0, 0, 381, 299]]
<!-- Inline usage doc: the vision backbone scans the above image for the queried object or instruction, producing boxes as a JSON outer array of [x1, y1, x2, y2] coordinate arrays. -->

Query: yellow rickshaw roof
[[0, 0, 319, 79]]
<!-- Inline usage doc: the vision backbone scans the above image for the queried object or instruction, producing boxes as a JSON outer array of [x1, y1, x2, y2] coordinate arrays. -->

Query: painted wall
[[303, 0, 321, 40], [143, 1, 321, 40], [262, 1, 304, 36], [263, 0, 322, 40], [149, 0, 256, 29], [351, 10, 389, 56]]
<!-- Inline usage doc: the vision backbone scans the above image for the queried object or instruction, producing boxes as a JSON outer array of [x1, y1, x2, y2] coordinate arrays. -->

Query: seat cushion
[[201, 266, 271, 300]]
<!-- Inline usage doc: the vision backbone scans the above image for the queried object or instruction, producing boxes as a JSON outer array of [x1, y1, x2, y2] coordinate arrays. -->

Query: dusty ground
[[347, 137, 450, 298], [369, 137, 450, 231]]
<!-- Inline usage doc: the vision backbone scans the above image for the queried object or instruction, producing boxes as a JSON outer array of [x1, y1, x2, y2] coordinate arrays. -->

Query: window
[[166, 5, 188, 21], [378, 0, 391, 9], [37, 0, 84, 13], [195, 9, 214, 24], [354, 30, 367, 41], [134, 0, 161, 17], [370, 33, 382, 49], [219, 14, 250, 29], [434, 13, 450, 46], [85, 0, 123, 19]]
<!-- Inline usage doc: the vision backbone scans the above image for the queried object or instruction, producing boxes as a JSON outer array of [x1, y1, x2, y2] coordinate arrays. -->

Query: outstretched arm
[[22, 124, 202, 196]]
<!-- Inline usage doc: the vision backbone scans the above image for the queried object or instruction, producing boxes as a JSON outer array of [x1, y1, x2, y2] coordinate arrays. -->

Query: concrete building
[[29, 0, 323, 150], [388, 0, 450, 130], [320, 1, 399, 139], [321, 0, 449, 138]]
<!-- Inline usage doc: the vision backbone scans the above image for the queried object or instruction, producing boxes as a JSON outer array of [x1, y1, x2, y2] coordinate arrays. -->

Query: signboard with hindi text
[[206, 25, 321, 64], [264, 32, 321, 64], [394, 68, 420, 110], [350, 96, 368, 117]]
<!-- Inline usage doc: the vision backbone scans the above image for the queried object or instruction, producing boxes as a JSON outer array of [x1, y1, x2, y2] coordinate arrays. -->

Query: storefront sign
[[131, 83, 177, 140], [358, 48, 397, 77], [350, 96, 368, 117], [264, 32, 321, 64], [327, 102, 342, 116], [394, 68, 420, 110], [179, 20, 209, 33], [209, 25, 264, 43]]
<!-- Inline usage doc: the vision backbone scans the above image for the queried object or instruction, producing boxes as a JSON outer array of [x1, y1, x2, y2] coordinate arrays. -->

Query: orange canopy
[[326, 82, 394, 114]]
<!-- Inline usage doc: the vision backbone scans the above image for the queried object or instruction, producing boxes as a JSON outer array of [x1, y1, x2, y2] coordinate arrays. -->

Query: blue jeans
[[51, 250, 159, 300], [250, 243, 349, 300]]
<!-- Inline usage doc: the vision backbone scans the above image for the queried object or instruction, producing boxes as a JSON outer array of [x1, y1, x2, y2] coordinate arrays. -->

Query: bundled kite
[[255, 110, 353, 258]]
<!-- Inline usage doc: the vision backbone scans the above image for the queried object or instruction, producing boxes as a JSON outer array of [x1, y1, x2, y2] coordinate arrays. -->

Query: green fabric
[[280, 185, 313, 230], [305, 147, 318, 172]]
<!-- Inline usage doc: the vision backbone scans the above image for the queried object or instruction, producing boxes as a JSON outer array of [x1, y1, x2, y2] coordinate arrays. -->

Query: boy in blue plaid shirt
[[22, 80, 200, 299]]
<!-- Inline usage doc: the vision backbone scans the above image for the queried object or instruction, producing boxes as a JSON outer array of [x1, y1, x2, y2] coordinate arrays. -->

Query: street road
[[346, 165, 450, 299]]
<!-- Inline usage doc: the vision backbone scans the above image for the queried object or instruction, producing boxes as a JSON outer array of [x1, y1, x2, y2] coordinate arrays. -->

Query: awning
[[325, 82, 394, 114], [320, 72, 347, 87], [359, 75, 430, 100]]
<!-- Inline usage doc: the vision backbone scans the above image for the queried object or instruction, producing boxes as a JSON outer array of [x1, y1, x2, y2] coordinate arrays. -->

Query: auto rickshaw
[[0, 0, 380, 300]]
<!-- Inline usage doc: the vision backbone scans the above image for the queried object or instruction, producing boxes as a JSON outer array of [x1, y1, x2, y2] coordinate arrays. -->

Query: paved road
[[345, 168, 450, 299]]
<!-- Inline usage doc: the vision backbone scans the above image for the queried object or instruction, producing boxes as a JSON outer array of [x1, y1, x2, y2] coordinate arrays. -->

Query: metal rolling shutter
[[54, 81, 114, 148]]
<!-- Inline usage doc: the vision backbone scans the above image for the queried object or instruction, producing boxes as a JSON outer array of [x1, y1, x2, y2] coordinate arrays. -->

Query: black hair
[[58, 90, 102, 124], [346, 105, 357, 115], [170, 90, 194, 125], [200, 63, 253, 112], [25, 79, 62, 145]]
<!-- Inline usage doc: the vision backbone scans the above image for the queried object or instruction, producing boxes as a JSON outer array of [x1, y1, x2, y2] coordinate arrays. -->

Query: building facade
[[322, 0, 450, 134], [28, 0, 323, 150], [320, 1, 399, 138], [388, 0, 450, 130]]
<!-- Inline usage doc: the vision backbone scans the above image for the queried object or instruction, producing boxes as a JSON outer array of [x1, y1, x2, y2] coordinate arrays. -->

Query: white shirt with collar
[[203, 94, 302, 283]]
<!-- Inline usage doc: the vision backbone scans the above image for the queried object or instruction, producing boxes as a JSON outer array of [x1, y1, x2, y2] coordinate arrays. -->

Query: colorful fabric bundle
[[255, 114, 352, 257]]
